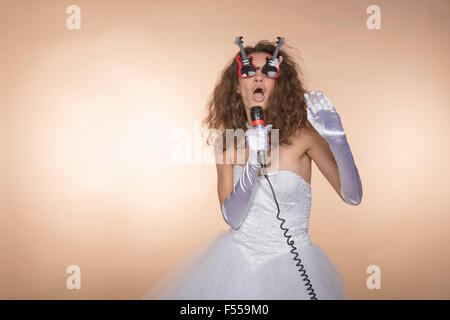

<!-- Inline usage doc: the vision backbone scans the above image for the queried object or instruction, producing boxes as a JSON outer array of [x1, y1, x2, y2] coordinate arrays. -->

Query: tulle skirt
[[141, 230, 347, 300]]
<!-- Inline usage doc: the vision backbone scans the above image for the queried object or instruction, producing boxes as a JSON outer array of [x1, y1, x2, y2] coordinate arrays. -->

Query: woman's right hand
[[245, 124, 272, 165]]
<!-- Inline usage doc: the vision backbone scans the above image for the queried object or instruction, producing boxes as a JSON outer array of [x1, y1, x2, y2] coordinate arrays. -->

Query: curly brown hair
[[201, 39, 310, 153]]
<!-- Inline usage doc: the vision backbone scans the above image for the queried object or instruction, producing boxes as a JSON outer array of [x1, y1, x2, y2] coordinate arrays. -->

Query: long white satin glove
[[304, 90, 362, 205], [221, 124, 272, 229]]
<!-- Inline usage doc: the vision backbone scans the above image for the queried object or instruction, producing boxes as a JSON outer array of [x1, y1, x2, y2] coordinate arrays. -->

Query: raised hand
[[304, 90, 346, 143], [304, 89, 362, 206]]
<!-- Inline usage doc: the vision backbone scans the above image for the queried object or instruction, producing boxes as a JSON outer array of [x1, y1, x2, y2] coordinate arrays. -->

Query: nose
[[254, 67, 263, 81]]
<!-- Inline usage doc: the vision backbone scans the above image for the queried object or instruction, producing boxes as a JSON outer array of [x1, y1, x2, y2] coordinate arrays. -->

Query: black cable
[[262, 173, 318, 300]]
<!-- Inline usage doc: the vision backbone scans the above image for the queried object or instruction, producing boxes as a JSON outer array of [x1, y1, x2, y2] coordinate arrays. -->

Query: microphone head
[[250, 106, 264, 126]]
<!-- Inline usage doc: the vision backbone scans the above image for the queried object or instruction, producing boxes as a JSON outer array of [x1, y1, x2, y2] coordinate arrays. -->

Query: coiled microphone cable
[[262, 171, 318, 300]]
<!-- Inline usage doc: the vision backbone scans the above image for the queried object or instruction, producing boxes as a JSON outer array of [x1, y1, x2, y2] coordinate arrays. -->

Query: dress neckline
[[234, 165, 311, 189]]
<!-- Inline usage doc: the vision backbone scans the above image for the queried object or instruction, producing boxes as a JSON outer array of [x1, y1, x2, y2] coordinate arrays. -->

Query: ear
[[278, 55, 283, 64]]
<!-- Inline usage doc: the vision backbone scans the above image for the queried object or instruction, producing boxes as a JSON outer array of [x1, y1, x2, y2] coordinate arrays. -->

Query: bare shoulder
[[214, 123, 232, 169], [298, 121, 343, 199], [297, 121, 326, 156], [216, 154, 233, 183], [288, 122, 315, 157], [215, 147, 234, 207]]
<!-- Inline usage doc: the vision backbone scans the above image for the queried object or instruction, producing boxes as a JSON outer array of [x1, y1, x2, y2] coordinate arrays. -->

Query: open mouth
[[253, 87, 265, 102]]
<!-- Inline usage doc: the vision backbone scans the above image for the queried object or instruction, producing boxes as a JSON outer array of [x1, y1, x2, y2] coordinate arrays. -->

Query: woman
[[142, 39, 363, 300]]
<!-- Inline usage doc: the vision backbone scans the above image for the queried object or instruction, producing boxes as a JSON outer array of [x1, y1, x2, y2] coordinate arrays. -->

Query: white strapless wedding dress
[[142, 165, 347, 300]]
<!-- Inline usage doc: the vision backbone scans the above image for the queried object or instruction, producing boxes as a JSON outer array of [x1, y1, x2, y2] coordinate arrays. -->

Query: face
[[237, 52, 282, 112]]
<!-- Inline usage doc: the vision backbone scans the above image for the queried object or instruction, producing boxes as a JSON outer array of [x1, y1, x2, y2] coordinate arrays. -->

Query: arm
[[217, 124, 272, 229], [220, 159, 261, 229], [304, 90, 363, 205]]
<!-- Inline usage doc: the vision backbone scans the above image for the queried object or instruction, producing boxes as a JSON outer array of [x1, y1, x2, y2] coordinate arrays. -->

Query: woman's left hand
[[304, 90, 346, 142]]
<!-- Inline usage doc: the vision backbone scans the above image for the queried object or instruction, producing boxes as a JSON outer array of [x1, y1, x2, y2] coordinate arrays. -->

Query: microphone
[[250, 106, 268, 176]]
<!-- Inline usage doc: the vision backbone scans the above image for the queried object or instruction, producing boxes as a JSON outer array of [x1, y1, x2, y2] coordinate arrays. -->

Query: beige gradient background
[[1, 0, 449, 299]]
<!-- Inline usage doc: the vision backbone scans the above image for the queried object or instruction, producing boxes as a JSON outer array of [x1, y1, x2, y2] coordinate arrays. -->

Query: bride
[[142, 38, 363, 300]]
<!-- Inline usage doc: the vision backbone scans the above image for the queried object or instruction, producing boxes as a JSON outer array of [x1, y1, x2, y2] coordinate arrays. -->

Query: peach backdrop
[[1, 0, 449, 299]]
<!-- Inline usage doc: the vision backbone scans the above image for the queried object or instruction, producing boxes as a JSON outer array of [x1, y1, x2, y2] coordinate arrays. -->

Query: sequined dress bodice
[[229, 165, 313, 267]]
